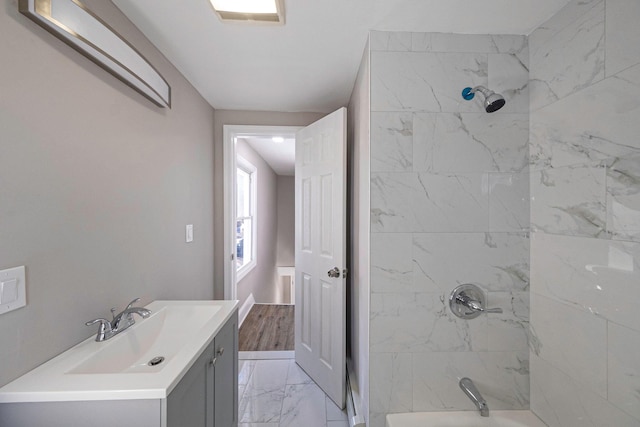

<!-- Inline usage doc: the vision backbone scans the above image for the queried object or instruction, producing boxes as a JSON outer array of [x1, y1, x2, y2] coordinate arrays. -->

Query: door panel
[[294, 107, 347, 408]]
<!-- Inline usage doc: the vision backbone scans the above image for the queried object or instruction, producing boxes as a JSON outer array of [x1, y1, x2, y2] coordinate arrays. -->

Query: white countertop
[[0, 300, 238, 403]]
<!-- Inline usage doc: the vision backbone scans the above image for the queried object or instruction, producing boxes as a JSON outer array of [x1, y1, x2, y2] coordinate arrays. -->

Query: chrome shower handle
[[449, 284, 502, 319]]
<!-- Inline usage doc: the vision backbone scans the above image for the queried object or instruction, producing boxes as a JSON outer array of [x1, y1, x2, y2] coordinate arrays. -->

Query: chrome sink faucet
[[85, 298, 151, 342]]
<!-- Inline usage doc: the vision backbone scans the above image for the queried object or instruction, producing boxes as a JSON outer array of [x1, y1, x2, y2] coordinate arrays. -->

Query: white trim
[[238, 293, 256, 328], [223, 125, 303, 301], [347, 359, 366, 427], [239, 351, 295, 360], [235, 155, 258, 281]]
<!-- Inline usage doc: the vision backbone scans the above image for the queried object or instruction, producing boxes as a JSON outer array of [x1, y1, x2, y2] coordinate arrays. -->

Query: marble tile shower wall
[[368, 31, 530, 426], [528, 0, 640, 426]]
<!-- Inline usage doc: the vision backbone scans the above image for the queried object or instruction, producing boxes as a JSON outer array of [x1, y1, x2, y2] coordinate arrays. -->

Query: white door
[[294, 107, 347, 408]]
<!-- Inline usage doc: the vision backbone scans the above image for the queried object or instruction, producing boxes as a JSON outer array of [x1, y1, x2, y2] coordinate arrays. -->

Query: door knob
[[327, 267, 340, 278]]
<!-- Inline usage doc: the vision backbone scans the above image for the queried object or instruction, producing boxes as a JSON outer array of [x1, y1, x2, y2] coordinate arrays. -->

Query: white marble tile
[[529, 63, 640, 170], [412, 232, 529, 293], [527, 0, 601, 50], [371, 172, 490, 232], [247, 359, 290, 389], [609, 322, 640, 422], [279, 383, 327, 427], [371, 112, 413, 172], [529, 293, 607, 398], [490, 35, 528, 68], [607, 155, 640, 242], [530, 164, 606, 237], [325, 396, 348, 421], [427, 33, 498, 53], [412, 113, 436, 172], [370, 353, 413, 414], [371, 52, 488, 112], [370, 31, 412, 52], [487, 291, 529, 352], [489, 54, 529, 114], [370, 292, 488, 353], [531, 354, 640, 427], [412, 351, 529, 411], [239, 360, 256, 385], [430, 113, 529, 173], [410, 32, 433, 52], [286, 360, 313, 385], [606, 0, 640, 77], [530, 1, 605, 111], [412, 173, 489, 231], [369, 412, 387, 427], [239, 387, 285, 423], [489, 173, 530, 232], [239, 359, 289, 423], [371, 233, 415, 293], [531, 232, 640, 332]]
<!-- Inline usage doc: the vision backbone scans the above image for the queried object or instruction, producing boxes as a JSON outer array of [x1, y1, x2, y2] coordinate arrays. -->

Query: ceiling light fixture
[[210, 0, 285, 24], [272, 136, 284, 143]]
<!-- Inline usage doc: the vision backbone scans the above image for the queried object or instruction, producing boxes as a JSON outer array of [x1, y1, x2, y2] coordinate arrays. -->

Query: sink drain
[[148, 356, 165, 366]]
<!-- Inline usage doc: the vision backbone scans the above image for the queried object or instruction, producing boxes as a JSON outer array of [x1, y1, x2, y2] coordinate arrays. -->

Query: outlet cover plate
[[0, 266, 26, 315]]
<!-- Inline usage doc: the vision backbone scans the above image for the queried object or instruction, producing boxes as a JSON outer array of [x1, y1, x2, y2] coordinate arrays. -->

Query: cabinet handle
[[209, 356, 217, 366], [217, 347, 225, 357]]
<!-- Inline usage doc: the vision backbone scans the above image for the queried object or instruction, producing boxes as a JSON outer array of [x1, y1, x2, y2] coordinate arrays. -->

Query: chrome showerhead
[[461, 86, 506, 113]]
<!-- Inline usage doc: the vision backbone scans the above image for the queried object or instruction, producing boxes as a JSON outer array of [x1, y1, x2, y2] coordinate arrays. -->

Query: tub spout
[[459, 377, 489, 417]]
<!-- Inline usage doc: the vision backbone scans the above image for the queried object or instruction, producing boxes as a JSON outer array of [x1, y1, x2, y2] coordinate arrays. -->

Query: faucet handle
[[85, 318, 110, 327], [85, 318, 114, 342], [449, 284, 502, 319], [125, 297, 141, 310]]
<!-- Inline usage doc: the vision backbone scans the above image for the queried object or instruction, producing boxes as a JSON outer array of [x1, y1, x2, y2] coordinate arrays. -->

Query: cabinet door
[[167, 342, 215, 427], [214, 312, 238, 427]]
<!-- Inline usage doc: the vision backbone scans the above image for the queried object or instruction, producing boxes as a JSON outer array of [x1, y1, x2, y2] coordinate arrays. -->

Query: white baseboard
[[238, 293, 255, 328]]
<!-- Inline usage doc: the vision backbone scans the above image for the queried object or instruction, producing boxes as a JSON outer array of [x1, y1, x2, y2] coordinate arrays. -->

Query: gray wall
[[528, 0, 640, 425], [366, 31, 530, 426], [347, 42, 371, 426], [276, 176, 295, 268], [235, 139, 279, 304], [213, 110, 325, 304], [0, 0, 215, 386]]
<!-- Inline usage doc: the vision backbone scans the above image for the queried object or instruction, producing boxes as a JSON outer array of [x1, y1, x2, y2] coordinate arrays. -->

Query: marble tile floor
[[239, 357, 349, 427]]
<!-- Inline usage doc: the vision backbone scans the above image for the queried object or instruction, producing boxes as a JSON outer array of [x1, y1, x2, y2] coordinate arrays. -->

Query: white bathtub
[[386, 410, 548, 427]]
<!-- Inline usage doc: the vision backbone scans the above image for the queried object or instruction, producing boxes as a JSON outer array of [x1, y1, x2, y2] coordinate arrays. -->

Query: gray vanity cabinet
[[167, 311, 238, 427]]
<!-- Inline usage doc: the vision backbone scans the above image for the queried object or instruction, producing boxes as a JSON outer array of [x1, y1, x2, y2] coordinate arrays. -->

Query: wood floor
[[239, 304, 294, 351]]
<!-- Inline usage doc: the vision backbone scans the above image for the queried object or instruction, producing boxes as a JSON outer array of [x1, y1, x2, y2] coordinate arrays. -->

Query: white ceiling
[[112, 0, 572, 113], [242, 136, 296, 176]]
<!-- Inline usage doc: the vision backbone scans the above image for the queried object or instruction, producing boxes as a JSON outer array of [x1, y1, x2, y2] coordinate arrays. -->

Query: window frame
[[235, 155, 257, 281]]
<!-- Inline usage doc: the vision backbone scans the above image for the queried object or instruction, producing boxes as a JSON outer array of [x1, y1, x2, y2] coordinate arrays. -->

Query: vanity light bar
[[209, 0, 285, 24]]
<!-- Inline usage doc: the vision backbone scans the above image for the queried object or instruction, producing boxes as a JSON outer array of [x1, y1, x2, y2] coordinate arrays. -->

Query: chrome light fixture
[[210, 0, 285, 24]]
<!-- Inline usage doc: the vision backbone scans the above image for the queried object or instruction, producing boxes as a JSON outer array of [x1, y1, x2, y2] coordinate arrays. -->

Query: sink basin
[[68, 305, 221, 374], [0, 300, 238, 403]]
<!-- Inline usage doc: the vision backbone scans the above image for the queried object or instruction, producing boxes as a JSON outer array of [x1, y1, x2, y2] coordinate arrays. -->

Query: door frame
[[222, 124, 303, 301]]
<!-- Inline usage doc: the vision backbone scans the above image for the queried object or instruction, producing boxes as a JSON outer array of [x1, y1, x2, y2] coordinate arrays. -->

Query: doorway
[[223, 108, 347, 409], [223, 125, 301, 353]]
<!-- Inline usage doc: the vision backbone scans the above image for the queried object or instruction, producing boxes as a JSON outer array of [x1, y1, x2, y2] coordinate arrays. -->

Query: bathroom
[[1, 0, 639, 426]]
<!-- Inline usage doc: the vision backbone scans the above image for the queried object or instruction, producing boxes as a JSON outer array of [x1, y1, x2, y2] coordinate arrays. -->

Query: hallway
[[239, 357, 349, 427]]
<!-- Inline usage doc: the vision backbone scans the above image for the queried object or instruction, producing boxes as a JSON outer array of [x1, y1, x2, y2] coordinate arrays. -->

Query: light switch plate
[[0, 266, 26, 315], [186, 224, 194, 243]]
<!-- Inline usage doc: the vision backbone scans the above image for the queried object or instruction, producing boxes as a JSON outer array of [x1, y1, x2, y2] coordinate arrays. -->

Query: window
[[236, 156, 256, 278]]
